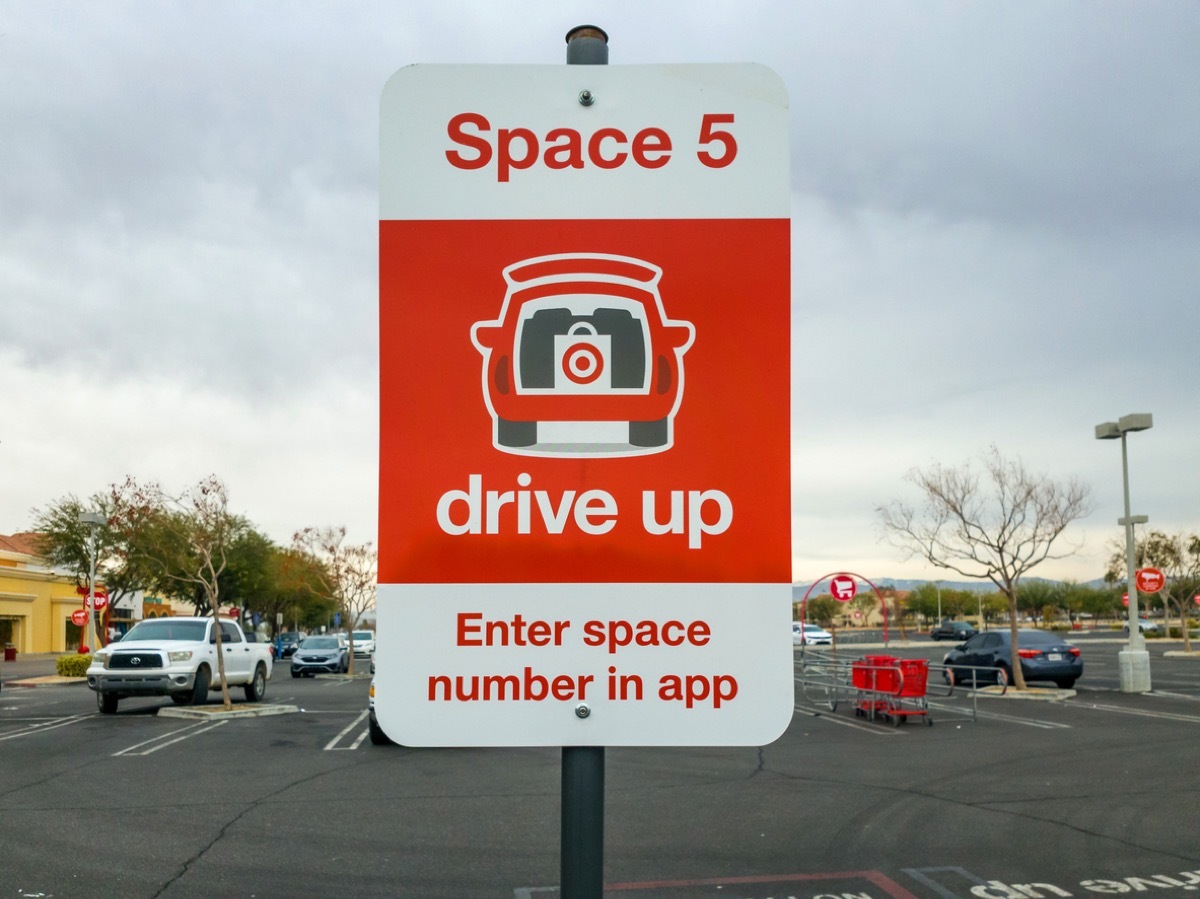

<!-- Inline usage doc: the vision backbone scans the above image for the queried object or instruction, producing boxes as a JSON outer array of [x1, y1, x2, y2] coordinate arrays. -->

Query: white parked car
[[792, 622, 833, 646], [350, 630, 376, 657], [1124, 618, 1163, 635]]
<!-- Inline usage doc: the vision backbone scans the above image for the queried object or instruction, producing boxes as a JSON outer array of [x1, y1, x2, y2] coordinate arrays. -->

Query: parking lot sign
[[377, 63, 791, 747]]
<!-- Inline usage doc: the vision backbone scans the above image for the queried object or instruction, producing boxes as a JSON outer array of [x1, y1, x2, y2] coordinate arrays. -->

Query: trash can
[[3, 644, 16, 662]]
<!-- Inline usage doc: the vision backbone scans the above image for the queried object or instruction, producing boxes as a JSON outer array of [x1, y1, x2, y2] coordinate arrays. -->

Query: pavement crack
[[150, 762, 357, 898]]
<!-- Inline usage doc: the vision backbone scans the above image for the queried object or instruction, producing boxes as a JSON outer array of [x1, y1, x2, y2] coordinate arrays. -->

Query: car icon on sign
[[470, 253, 695, 457]]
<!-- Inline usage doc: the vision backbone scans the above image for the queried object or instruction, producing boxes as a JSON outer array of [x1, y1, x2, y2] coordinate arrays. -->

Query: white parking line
[[793, 705, 905, 735], [325, 710, 370, 750], [112, 720, 228, 756], [925, 701, 1071, 729], [0, 714, 91, 742], [1076, 702, 1200, 724]]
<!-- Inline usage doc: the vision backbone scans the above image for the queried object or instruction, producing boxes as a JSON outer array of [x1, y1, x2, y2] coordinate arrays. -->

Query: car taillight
[[1068, 647, 1081, 657], [1017, 649, 1040, 659], [655, 355, 671, 394], [495, 355, 511, 394]]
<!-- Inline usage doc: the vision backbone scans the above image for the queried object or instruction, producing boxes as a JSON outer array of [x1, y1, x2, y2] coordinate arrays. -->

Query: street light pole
[[77, 510, 106, 652], [1095, 413, 1153, 693]]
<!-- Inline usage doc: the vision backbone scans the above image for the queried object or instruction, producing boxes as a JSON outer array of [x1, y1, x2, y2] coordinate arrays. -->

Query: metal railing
[[795, 647, 1007, 723]]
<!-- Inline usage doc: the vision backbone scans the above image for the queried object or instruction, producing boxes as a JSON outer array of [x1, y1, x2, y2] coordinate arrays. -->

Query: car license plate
[[1047, 652, 1062, 661]]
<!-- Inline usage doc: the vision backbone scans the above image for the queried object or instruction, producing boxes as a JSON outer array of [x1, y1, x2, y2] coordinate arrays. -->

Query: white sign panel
[[377, 63, 792, 747]]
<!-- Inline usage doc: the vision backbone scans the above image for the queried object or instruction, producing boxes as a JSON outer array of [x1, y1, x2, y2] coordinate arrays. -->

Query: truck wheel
[[368, 713, 393, 746], [191, 666, 211, 705], [243, 664, 267, 703], [97, 692, 118, 714]]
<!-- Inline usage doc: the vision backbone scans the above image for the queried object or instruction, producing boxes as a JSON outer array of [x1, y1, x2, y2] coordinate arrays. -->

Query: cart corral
[[797, 647, 1010, 725]]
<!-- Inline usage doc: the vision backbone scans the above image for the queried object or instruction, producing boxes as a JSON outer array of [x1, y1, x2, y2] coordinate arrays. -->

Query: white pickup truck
[[86, 616, 272, 714]]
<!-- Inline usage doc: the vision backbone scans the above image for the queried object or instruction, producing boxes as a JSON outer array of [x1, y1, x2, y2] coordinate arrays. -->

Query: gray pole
[[88, 525, 98, 649], [77, 511, 106, 651], [560, 27, 608, 899], [565, 25, 608, 65], [1121, 432, 1144, 651]]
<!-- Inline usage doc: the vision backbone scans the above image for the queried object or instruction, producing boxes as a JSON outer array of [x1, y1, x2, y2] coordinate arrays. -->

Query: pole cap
[[565, 25, 608, 44]]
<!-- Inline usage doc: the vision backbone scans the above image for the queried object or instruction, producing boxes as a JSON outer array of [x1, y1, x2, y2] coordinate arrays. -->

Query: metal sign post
[[561, 27, 608, 899]]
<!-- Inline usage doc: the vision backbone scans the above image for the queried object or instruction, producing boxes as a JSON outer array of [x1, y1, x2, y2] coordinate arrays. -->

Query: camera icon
[[554, 323, 611, 392]]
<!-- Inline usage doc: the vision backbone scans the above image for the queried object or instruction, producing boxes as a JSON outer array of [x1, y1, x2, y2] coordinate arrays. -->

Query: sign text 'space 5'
[[378, 63, 791, 746]]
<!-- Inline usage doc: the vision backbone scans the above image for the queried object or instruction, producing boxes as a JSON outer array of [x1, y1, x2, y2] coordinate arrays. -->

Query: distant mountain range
[[793, 576, 1107, 598]]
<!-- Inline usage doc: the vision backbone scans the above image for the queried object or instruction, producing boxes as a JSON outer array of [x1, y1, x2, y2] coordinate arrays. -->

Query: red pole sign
[[378, 63, 791, 748], [71, 609, 88, 627], [1135, 568, 1165, 593]]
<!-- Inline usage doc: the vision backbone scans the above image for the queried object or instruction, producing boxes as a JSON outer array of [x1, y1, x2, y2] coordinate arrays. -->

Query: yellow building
[[0, 533, 182, 654], [0, 533, 87, 654]]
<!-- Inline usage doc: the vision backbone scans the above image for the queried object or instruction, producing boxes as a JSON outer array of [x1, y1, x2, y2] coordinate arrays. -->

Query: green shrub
[[56, 654, 92, 677]]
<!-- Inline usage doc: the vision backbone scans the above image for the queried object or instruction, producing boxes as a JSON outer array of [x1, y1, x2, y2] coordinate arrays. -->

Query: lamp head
[[1118, 413, 1153, 433], [1095, 421, 1121, 440]]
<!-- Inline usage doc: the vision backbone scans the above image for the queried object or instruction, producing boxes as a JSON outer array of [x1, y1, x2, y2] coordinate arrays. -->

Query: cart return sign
[[377, 63, 791, 747]]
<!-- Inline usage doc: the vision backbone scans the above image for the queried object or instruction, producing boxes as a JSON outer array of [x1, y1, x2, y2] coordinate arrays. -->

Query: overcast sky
[[2, 2, 1197, 587]]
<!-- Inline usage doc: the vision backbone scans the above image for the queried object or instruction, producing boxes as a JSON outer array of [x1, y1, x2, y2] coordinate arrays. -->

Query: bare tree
[[291, 526, 377, 675], [877, 446, 1092, 689], [109, 475, 241, 709]]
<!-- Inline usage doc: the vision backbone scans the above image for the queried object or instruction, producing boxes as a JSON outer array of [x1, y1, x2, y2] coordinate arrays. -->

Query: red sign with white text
[[377, 64, 791, 747], [1136, 568, 1165, 593]]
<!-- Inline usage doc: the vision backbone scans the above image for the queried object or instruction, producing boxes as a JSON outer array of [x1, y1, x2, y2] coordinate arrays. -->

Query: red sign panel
[[71, 609, 88, 627], [1135, 568, 1165, 593]]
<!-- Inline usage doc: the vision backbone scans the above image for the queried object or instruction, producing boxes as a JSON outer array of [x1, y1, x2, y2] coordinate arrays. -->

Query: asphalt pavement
[[3, 641, 1200, 898]]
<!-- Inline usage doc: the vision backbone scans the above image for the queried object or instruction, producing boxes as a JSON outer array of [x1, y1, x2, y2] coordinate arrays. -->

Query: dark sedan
[[930, 620, 978, 641], [277, 632, 304, 659], [943, 629, 1082, 689]]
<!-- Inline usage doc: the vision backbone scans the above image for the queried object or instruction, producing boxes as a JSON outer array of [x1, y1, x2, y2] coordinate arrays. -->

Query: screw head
[[578, 90, 594, 107], [575, 703, 591, 719]]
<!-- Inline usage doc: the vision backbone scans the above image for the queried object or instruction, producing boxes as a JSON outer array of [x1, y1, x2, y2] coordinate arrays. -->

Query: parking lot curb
[[973, 686, 1075, 701], [5, 675, 87, 687], [158, 703, 300, 719], [1163, 651, 1200, 659]]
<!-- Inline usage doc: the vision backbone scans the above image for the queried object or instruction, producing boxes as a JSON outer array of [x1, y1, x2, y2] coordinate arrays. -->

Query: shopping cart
[[852, 655, 932, 726]]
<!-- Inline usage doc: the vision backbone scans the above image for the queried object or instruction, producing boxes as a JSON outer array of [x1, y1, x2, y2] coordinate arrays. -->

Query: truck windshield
[[123, 620, 208, 642]]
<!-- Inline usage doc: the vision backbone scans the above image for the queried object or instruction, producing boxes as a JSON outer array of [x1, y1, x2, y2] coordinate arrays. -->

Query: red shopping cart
[[852, 655, 932, 726]]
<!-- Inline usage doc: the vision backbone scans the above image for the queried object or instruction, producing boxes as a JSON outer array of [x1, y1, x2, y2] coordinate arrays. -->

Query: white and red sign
[[77, 586, 108, 610], [71, 609, 88, 627], [1135, 567, 1165, 593], [830, 576, 857, 602], [377, 64, 791, 747]]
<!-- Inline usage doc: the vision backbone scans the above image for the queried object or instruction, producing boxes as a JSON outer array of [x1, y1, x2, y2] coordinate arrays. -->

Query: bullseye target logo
[[471, 253, 695, 457], [556, 323, 609, 390]]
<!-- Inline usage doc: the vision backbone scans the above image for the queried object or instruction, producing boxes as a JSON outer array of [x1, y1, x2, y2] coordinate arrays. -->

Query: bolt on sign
[[377, 63, 791, 747]]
